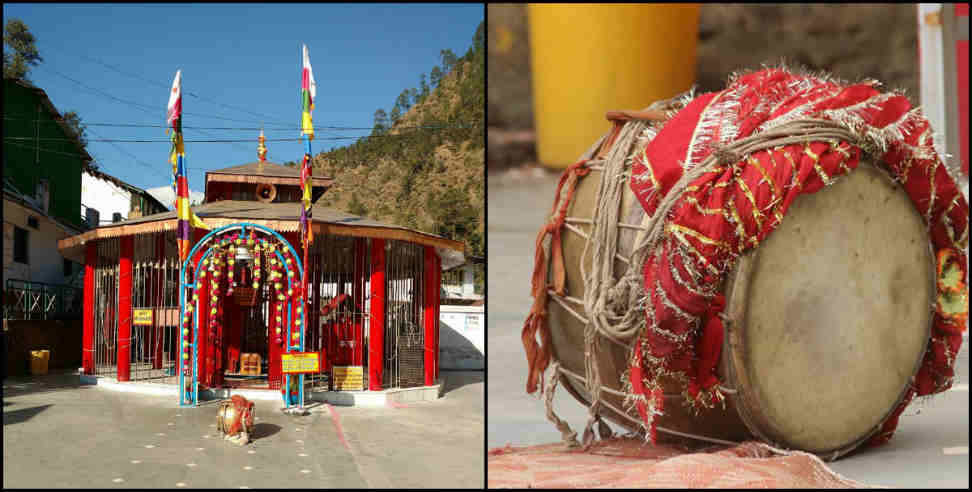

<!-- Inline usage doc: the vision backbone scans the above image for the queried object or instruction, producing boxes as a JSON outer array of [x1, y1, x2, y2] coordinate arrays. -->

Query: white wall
[[3, 198, 80, 285], [81, 172, 132, 225], [439, 304, 484, 370]]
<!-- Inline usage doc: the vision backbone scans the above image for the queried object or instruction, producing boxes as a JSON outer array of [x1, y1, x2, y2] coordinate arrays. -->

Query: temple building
[[57, 154, 463, 405]]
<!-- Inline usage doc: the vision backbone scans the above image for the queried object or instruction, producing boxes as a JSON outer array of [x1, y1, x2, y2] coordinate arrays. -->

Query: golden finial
[[257, 126, 267, 171]]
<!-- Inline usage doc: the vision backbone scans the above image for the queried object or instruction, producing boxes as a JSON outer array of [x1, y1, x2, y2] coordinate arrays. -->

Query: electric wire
[[2, 116, 475, 132], [42, 44, 295, 126]]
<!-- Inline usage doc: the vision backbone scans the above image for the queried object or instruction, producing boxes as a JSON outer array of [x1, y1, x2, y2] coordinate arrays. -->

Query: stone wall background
[[488, 4, 919, 169]]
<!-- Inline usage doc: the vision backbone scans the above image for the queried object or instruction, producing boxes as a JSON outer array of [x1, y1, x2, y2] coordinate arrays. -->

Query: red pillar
[[434, 253, 441, 381], [82, 241, 97, 374], [117, 236, 134, 382], [369, 238, 386, 391], [423, 246, 437, 386]]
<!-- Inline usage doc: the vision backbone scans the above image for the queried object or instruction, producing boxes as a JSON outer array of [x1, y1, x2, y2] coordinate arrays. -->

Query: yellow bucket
[[30, 349, 50, 375], [527, 4, 700, 169]]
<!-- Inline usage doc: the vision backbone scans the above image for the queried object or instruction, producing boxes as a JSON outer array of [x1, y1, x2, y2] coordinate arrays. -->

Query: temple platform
[[77, 369, 442, 407]]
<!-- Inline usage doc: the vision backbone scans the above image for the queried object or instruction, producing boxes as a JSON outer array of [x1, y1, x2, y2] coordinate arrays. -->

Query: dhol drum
[[547, 153, 933, 458], [217, 395, 255, 440], [529, 67, 967, 462]]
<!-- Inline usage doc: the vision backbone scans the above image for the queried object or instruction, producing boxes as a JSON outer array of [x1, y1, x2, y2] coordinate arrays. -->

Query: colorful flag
[[299, 151, 313, 246], [300, 44, 316, 138], [167, 69, 209, 262], [299, 44, 315, 248]]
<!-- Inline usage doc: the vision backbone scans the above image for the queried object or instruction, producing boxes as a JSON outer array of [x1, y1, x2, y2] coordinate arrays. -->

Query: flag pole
[[300, 134, 311, 411]]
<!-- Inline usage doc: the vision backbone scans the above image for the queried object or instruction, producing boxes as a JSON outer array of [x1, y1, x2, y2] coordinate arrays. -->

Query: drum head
[[725, 162, 933, 456]]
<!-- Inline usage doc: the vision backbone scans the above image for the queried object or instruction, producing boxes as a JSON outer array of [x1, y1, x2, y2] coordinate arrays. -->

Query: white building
[[80, 168, 168, 228], [3, 179, 83, 286]]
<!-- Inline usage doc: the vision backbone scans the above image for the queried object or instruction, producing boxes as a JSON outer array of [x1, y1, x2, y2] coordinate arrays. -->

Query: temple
[[57, 150, 464, 405]]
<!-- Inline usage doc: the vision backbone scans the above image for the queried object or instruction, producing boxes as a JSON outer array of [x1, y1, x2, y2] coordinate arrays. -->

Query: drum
[[217, 395, 255, 437], [546, 137, 934, 459]]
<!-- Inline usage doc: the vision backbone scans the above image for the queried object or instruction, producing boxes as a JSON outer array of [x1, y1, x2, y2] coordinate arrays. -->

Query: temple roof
[[205, 161, 333, 196], [57, 200, 465, 261], [208, 161, 332, 180]]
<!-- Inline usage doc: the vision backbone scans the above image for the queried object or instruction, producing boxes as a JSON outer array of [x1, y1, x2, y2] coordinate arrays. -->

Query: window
[[13, 226, 29, 264], [63, 258, 73, 276]]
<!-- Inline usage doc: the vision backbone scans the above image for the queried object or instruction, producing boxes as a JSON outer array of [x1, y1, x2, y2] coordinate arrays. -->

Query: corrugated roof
[[56, 199, 464, 254], [105, 199, 397, 228], [207, 161, 333, 180]]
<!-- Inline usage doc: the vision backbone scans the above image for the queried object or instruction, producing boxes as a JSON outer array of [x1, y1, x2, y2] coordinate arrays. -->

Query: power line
[[36, 64, 290, 126], [4, 128, 472, 144], [2, 116, 477, 132], [43, 45, 295, 126], [84, 126, 171, 181]]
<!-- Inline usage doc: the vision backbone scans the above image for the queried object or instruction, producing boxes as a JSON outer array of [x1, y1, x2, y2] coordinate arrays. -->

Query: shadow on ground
[[250, 422, 282, 440], [2, 404, 53, 425], [440, 370, 483, 395], [2, 372, 91, 398]]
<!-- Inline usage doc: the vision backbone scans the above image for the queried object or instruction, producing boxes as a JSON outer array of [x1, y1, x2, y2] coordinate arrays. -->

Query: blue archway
[[178, 223, 306, 408]]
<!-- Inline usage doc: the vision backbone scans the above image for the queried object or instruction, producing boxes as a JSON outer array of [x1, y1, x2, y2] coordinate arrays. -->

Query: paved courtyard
[[3, 369, 483, 489], [488, 169, 969, 489]]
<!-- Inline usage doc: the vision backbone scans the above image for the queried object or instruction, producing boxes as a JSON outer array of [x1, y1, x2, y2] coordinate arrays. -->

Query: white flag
[[166, 69, 182, 128]]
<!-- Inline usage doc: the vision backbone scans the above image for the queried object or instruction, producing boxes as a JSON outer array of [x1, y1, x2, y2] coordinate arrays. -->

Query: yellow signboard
[[133, 309, 154, 326], [281, 352, 320, 374], [333, 366, 364, 391]]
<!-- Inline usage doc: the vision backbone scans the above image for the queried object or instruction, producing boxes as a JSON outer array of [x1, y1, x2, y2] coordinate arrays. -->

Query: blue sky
[[3, 3, 483, 208]]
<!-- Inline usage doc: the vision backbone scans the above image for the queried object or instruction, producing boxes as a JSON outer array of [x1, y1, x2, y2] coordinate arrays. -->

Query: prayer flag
[[166, 69, 209, 263], [301, 44, 316, 138]]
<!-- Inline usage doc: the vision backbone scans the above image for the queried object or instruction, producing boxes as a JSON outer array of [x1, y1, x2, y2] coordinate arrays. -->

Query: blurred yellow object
[[527, 4, 700, 169], [30, 349, 50, 375]]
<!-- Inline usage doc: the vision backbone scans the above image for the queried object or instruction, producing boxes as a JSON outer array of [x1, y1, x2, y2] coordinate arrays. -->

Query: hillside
[[313, 22, 485, 258]]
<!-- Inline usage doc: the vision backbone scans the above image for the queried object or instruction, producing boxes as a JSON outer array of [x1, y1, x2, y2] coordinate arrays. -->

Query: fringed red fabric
[[523, 160, 591, 394], [626, 67, 969, 445]]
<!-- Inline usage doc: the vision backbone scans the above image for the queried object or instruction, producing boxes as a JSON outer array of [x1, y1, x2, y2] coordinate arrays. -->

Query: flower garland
[[181, 231, 302, 381]]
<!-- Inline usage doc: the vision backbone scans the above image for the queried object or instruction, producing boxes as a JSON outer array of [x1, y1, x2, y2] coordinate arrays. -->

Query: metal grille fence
[[386, 240, 424, 388], [130, 231, 180, 383], [93, 237, 120, 377], [308, 235, 371, 390], [3, 280, 83, 320]]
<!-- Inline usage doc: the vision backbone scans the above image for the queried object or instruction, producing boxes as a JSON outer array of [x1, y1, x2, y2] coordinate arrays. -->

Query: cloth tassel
[[688, 294, 726, 402], [522, 160, 591, 394]]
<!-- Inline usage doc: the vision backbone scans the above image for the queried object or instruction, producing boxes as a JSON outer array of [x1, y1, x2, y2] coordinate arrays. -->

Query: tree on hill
[[3, 18, 42, 80], [440, 49, 458, 74], [347, 192, 368, 217], [419, 74, 429, 102], [430, 65, 443, 89], [372, 108, 389, 135]]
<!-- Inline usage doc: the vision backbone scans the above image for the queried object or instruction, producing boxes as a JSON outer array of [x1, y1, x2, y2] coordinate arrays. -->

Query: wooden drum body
[[546, 157, 933, 458]]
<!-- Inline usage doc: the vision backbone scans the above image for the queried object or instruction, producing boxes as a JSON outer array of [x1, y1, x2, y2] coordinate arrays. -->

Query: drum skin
[[546, 157, 933, 456]]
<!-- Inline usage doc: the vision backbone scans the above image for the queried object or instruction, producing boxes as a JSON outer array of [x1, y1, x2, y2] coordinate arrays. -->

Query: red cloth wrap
[[625, 68, 969, 445], [227, 395, 254, 436]]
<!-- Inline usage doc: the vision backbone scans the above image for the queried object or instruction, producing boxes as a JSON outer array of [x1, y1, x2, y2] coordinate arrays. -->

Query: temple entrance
[[222, 303, 270, 389], [179, 223, 306, 407]]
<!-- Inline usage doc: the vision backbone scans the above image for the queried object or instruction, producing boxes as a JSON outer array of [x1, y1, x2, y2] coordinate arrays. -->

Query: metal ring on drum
[[546, 154, 934, 460]]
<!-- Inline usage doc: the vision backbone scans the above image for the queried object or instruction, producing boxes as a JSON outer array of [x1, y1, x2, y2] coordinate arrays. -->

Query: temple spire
[[257, 126, 267, 171]]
